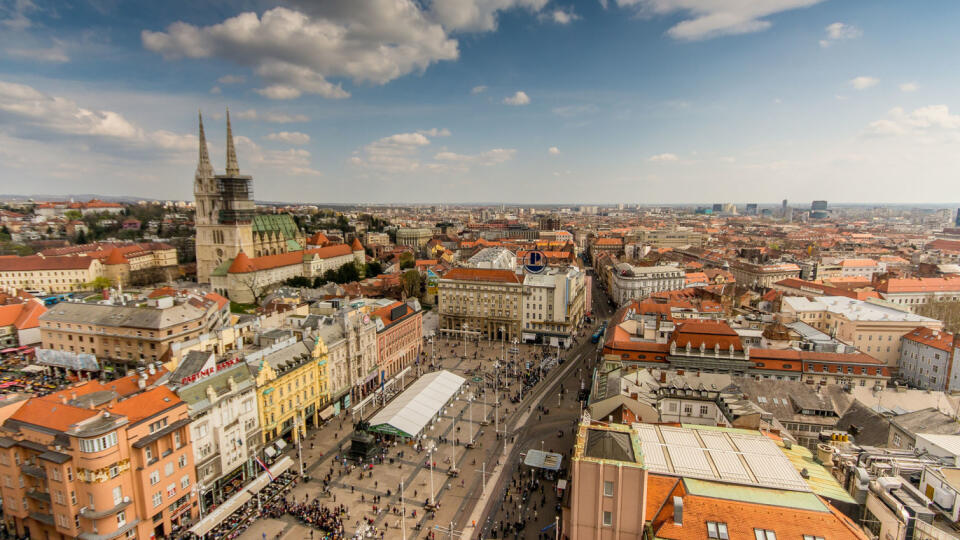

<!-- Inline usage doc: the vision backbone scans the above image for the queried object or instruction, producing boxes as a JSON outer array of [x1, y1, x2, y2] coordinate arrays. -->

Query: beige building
[[521, 266, 586, 348], [781, 296, 943, 371], [437, 267, 523, 341], [729, 261, 801, 289], [363, 232, 390, 246], [194, 112, 305, 283], [629, 228, 704, 248], [210, 240, 365, 303], [38, 294, 229, 367], [0, 256, 102, 293], [395, 227, 433, 248], [314, 307, 379, 413]]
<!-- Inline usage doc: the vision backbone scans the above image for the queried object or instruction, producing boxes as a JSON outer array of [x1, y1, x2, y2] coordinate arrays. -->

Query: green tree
[[64, 210, 82, 221], [283, 276, 312, 288], [75, 229, 88, 244], [366, 261, 383, 277], [335, 262, 361, 283], [312, 276, 326, 288], [401, 270, 422, 299], [86, 276, 112, 290], [399, 251, 415, 270]]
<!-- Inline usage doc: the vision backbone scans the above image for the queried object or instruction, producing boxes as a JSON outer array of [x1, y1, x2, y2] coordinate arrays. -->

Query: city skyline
[[2, 0, 960, 204]]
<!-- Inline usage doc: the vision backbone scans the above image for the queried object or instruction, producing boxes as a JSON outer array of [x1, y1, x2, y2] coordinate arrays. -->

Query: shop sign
[[180, 357, 242, 385]]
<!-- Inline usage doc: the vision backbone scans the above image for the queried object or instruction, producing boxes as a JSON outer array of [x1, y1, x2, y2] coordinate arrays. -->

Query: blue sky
[[1, 0, 959, 204]]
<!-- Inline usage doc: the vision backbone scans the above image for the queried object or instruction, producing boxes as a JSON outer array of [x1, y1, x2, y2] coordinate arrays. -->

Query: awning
[[523, 449, 563, 471], [556, 479, 567, 490], [20, 365, 44, 374], [275, 439, 287, 451], [319, 406, 336, 421], [522, 333, 536, 341], [264, 446, 277, 458], [188, 456, 294, 537], [367, 370, 465, 439]]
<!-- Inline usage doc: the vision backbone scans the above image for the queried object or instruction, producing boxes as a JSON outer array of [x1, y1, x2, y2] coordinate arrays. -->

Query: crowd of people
[[180, 470, 298, 540]]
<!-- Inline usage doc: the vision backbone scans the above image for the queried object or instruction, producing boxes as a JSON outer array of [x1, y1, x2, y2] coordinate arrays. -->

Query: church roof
[[227, 251, 255, 273], [252, 214, 301, 241]]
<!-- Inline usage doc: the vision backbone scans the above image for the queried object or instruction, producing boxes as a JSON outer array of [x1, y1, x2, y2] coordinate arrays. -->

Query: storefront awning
[[319, 405, 336, 421], [187, 455, 294, 537]]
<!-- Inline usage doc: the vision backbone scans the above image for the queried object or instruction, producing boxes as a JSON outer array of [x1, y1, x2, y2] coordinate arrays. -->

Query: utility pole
[[475, 462, 494, 493], [400, 479, 406, 540]]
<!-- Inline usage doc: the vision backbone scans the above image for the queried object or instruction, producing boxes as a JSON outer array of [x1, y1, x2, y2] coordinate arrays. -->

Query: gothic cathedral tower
[[194, 110, 255, 284]]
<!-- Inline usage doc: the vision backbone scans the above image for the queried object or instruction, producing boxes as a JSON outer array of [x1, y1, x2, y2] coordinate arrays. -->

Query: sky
[[1, 0, 960, 205]]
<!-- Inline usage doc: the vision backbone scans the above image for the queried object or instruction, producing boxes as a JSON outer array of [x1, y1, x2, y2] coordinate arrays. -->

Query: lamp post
[[427, 442, 437, 508], [462, 323, 468, 359], [400, 479, 407, 540]]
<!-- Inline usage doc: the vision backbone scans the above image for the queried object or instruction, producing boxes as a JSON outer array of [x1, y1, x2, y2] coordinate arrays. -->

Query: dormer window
[[707, 522, 729, 539]]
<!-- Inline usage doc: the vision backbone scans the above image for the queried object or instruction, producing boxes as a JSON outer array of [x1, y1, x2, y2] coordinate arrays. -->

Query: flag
[[255, 456, 274, 481]]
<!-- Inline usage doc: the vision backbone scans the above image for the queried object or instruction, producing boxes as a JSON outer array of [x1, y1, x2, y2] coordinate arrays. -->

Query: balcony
[[28, 511, 55, 526], [26, 489, 51, 504], [80, 498, 132, 519], [21, 463, 46, 479]]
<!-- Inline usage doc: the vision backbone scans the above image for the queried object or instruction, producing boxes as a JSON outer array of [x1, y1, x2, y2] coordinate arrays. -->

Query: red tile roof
[[901, 326, 954, 352], [670, 320, 743, 351], [0, 300, 46, 330], [9, 399, 97, 432], [109, 385, 182, 424], [228, 251, 256, 273], [351, 237, 364, 251], [441, 267, 521, 284], [104, 248, 128, 265], [877, 276, 960, 293], [0, 255, 97, 271]]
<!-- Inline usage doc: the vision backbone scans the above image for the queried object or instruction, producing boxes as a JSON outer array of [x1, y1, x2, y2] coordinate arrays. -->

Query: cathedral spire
[[197, 110, 214, 178], [225, 107, 239, 176]]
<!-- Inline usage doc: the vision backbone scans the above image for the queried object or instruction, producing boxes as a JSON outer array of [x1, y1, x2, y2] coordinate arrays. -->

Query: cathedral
[[194, 111, 305, 284]]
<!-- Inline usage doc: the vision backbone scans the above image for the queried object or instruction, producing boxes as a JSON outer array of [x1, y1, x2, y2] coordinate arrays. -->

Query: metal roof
[[367, 370, 466, 438]]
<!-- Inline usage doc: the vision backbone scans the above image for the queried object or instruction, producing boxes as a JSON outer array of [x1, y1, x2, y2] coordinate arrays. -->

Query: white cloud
[[430, 0, 549, 32], [1, 0, 38, 31], [234, 109, 310, 123], [550, 7, 579, 24], [648, 152, 678, 162], [143, 4, 459, 100], [350, 131, 433, 173], [430, 148, 516, 171], [209, 86, 222, 94], [502, 90, 530, 106], [417, 127, 451, 137], [217, 74, 245, 84], [0, 80, 193, 152], [614, 0, 825, 41], [819, 22, 861, 47], [863, 105, 960, 138], [6, 45, 68, 63], [264, 131, 311, 145], [850, 76, 878, 90], [548, 146, 560, 155], [470, 85, 487, 94], [236, 136, 322, 175], [900, 82, 919, 93]]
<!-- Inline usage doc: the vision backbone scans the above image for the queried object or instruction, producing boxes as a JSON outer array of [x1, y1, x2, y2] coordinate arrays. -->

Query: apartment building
[[314, 308, 378, 413], [38, 295, 229, 368], [0, 378, 196, 540], [609, 263, 685, 306], [629, 228, 704, 249], [781, 296, 943, 371], [437, 267, 523, 341], [363, 232, 390, 246], [521, 266, 586, 348], [899, 327, 960, 391], [370, 300, 423, 385], [249, 339, 326, 446], [171, 351, 261, 515], [877, 276, 960, 307]]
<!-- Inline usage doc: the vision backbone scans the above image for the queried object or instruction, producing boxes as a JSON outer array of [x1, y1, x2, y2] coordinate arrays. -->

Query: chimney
[[672, 496, 683, 526], [660, 371, 667, 383]]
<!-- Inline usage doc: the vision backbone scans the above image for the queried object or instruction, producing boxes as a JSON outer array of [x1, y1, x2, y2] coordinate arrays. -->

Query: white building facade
[[609, 263, 685, 306]]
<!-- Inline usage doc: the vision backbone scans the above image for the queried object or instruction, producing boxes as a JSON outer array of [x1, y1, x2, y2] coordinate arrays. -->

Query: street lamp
[[462, 322, 468, 359], [427, 442, 438, 509]]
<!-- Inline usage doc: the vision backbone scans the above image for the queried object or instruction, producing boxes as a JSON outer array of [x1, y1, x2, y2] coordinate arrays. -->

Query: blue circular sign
[[523, 251, 547, 274]]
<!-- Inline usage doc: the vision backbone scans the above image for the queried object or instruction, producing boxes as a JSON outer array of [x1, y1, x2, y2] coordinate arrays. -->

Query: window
[[683, 404, 693, 415], [178, 454, 187, 468], [700, 405, 709, 416], [754, 529, 776, 540], [112, 486, 123, 506], [149, 471, 160, 485], [80, 432, 118, 453], [152, 492, 162, 508], [164, 462, 174, 477], [707, 522, 729, 539], [803, 536, 825, 540], [109, 464, 120, 478], [148, 418, 168, 434], [893, 433, 902, 447], [603, 481, 614, 497], [54, 490, 65, 505], [70, 490, 77, 505], [180, 475, 190, 489], [117, 510, 126, 527], [166, 483, 177, 498], [173, 431, 182, 449], [51, 467, 61, 481], [602, 511, 612, 526], [145, 446, 153, 462]]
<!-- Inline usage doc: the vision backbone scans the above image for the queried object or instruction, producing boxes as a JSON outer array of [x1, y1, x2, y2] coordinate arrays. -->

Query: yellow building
[[252, 338, 328, 445]]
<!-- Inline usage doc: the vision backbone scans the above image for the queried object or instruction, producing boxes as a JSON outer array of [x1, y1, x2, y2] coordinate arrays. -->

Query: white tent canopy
[[367, 370, 466, 438]]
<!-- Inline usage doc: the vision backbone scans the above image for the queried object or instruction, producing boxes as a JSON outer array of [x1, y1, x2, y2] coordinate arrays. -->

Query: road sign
[[523, 250, 547, 274]]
